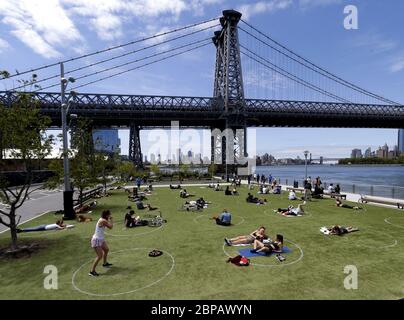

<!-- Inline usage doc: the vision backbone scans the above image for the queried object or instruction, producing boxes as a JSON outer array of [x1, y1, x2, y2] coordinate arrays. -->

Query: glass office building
[[399, 129, 404, 155], [92, 129, 121, 154]]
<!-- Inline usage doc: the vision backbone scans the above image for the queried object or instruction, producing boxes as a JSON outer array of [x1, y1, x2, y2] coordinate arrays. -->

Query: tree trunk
[[9, 206, 18, 250]]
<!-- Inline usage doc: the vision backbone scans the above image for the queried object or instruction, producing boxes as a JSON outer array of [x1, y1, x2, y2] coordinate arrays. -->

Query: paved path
[[0, 188, 63, 234]]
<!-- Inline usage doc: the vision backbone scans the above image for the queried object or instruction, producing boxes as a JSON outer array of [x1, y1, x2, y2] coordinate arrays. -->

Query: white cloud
[[352, 32, 397, 54], [390, 54, 404, 73], [238, 0, 293, 20], [298, 0, 341, 7], [0, 38, 10, 53], [0, 0, 83, 58]]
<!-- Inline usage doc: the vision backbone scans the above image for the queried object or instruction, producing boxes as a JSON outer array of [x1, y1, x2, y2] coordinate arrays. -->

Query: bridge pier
[[129, 123, 143, 168]]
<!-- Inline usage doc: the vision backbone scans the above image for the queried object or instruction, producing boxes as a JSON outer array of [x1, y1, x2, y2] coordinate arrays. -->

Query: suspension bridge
[[1, 9, 403, 167]]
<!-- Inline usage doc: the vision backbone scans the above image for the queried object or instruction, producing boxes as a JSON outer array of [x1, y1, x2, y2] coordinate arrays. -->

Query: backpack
[[227, 255, 250, 267]]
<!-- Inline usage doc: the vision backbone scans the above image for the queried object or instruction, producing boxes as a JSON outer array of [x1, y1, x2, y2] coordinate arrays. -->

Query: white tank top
[[93, 218, 105, 240]]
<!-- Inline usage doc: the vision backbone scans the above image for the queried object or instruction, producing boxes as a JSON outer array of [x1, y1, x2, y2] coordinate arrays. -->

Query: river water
[[255, 165, 404, 199]]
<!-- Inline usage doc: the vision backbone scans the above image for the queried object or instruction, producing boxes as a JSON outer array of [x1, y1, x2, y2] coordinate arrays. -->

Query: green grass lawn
[[1, 185, 404, 300]]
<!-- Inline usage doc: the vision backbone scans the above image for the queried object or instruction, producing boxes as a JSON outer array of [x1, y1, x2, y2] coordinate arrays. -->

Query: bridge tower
[[129, 123, 143, 168], [212, 10, 247, 170]]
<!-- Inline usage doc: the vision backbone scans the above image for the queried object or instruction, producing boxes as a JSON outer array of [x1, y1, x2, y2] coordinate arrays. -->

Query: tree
[[208, 163, 217, 178], [94, 152, 119, 192], [0, 92, 54, 251], [150, 164, 160, 176], [117, 161, 136, 182], [46, 118, 97, 206]]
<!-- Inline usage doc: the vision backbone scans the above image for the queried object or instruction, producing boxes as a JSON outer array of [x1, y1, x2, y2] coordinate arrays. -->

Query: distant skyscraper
[[364, 147, 372, 158], [398, 129, 404, 155], [351, 149, 362, 159], [93, 129, 120, 154]]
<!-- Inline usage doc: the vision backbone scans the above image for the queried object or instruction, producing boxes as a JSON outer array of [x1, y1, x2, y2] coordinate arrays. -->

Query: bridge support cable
[[11, 23, 219, 92], [0, 17, 219, 82], [239, 19, 400, 106]]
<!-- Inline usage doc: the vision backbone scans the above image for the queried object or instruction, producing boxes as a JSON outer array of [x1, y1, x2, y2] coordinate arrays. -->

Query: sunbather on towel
[[328, 225, 359, 235], [17, 219, 74, 233], [276, 201, 306, 216], [335, 199, 361, 210], [224, 227, 268, 246], [251, 234, 283, 255]]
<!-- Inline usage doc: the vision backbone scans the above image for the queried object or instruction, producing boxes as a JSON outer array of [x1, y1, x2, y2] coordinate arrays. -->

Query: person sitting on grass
[[214, 209, 232, 226], [180, 189, 193, 198], [214, 183, 222, 191], [17, 219, 73, 233], [170, 184, 181, 189], [328, 225, 359, 236], [276, 201, 306, 216], [232, 187, 239, 195], [246, 193, 267, 205], [124, 210, 148, 228], [224, 186, 232, 195], [288, 190, 298, 200], [135, 199, 158, 211], [251, 234, 283, 255], [335, 199, 361, 210], [224, 226, 268, 246]]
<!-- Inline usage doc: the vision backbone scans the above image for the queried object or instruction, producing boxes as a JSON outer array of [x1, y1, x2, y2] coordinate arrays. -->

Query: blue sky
[[0, 0, 403, 159]]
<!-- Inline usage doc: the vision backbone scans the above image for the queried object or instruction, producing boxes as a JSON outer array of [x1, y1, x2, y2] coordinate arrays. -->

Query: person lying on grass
[[275, 201, 306, 216], [328, 225, 359, 235], [17, 219, 74, 233], [224, 226, 268, 246], [250, 234, 284, 255], [246, 193, 267, 205], [169, 184, 181, 189], [213, 209, 232, 226], [124, 210, 149, 228], [335, 199, 361, 210]]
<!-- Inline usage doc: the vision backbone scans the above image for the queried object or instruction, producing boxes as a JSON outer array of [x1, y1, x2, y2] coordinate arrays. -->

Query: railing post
[[370, 185, 374, 196], [392, 187, 395, 199], [352, 184, 356, 194]]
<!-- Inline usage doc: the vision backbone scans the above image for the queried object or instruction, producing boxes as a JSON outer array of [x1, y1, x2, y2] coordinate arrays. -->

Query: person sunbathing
[[251, 234, 283, 255], [17, 219, 74, 233], [335, 199, 361, 210], [180, 189, 194, 198], [328, 225, 359, 235], [170, 184, 181, 189], [75, 201, 97, 214], [224, 227, 268, 246], [135, 200, 158, 211], [276, 201, 306, 216]]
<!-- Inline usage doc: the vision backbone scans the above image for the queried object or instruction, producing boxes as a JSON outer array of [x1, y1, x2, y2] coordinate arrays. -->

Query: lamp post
[[60, 62, 76, 220], [303, 150, 309, 182]]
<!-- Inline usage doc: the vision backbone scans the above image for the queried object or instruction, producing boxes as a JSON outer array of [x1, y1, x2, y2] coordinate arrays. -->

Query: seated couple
[[246, 193, 267, 205], [275, 201, 306, 216], [335, 199, 361, 210], [224, 226, 268, 246], [184, 197, 209, 211], [250, 234, 284, 255], [124, 210, 149, 228], [225, 186, 238, 196], [325, 225, 359, 235], [169, 184, 181, 189], [213, 209, 232, 226], [17, 219, 75, 233], [208, 183, 222, 191], [258, 185, 269, 194]]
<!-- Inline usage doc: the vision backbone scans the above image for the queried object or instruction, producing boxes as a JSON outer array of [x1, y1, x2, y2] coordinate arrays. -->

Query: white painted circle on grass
[[384, 217, 404, 230], [104, 221, 163, 238], [71, 248, 175, 297]]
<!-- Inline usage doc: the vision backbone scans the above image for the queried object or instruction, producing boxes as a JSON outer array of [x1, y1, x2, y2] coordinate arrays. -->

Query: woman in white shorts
[[89, 209, 113, 277]]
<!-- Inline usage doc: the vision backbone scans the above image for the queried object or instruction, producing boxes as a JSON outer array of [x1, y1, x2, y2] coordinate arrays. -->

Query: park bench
[[286, 187, 305, 193], [323, 193, 347, 200], [359, 195, 404, 209]]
